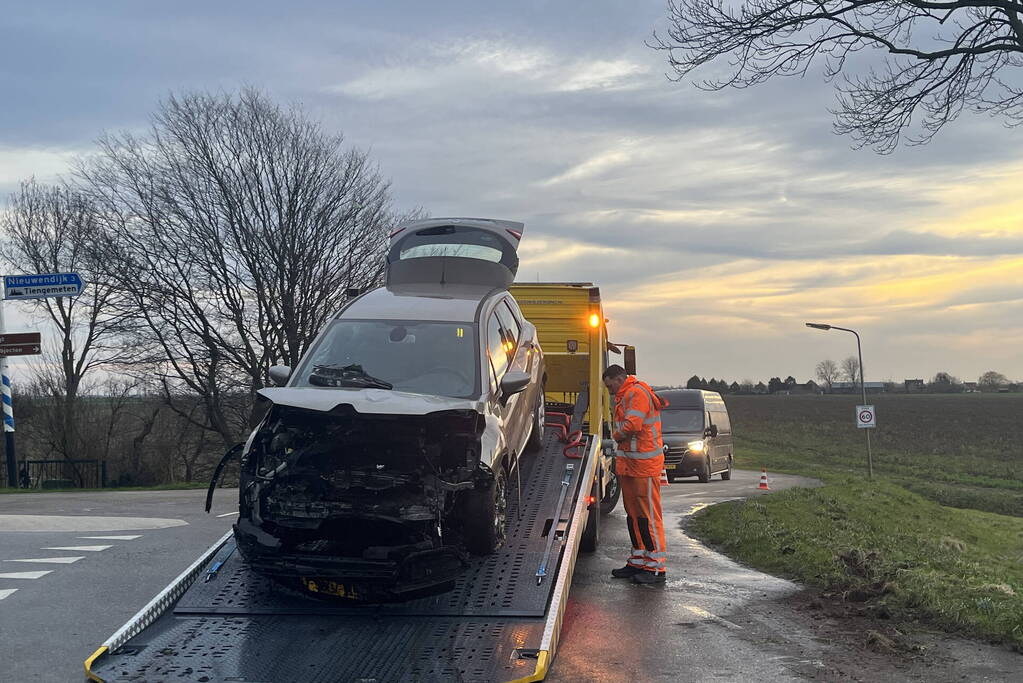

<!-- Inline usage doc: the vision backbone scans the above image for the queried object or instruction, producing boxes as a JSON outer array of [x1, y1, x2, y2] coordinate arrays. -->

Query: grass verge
[[690, 475, 1023, 647]]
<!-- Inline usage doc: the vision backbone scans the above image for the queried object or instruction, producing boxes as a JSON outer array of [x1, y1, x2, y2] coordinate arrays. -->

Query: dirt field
[[723, 393, 1023, 517]]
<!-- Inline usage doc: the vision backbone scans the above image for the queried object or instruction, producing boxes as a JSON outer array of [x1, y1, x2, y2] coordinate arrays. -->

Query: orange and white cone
[[659, 468, 670, 486], [758, 467, 770, 491]]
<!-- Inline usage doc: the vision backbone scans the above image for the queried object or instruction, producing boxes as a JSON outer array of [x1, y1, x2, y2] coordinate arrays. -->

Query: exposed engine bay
[[233, 401, 492, 599]]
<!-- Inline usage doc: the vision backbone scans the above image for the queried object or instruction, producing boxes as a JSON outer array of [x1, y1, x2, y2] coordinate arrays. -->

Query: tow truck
[[85, 282, 628, 682]]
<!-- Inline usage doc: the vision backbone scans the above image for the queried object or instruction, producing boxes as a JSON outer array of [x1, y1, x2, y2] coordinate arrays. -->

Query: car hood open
[[257, 387, 483, 415]]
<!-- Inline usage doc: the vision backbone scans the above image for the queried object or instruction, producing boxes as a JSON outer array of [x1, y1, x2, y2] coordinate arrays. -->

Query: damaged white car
[[229, 218, 545, 599]]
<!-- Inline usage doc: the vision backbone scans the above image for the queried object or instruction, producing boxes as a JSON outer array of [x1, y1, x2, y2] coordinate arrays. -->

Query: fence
[[8, 459, 107, 489]]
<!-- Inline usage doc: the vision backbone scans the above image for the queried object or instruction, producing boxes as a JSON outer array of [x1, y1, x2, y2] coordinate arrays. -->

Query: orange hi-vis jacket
[[612, 376, 668, 478]]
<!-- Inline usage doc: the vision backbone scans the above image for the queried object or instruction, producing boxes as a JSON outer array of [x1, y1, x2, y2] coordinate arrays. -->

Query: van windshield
[[661, 409, 704, 433]]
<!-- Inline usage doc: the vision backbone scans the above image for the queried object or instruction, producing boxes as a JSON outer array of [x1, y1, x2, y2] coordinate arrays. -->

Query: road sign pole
[[848, 329, 874, 480], [0, 282, 17, 489]]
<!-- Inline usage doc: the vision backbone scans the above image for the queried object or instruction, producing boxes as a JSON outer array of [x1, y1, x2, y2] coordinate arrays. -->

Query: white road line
[[6, 556, 85, 564], [685, 605, 743, 630], [216, 511, 239, 518], [0, 571, 53, 580], [0, 589, 18, 600], [40, 545, 112, 552], [79, 535, 142, 541]]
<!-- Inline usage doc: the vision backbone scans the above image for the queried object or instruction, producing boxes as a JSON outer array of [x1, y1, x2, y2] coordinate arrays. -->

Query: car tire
[[525, 385, 545, 452], [720, 457, 733, 481], [599, 467, 621, 515], [463, 468, 508, 555], [698, 456, 711, 483], [666, 472, 678, 483]]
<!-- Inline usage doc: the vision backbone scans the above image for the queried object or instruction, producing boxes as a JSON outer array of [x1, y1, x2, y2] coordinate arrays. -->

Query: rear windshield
[[661, 409, 704, 433], [393, 225, 514, 267], [292, 320, 479, 399]]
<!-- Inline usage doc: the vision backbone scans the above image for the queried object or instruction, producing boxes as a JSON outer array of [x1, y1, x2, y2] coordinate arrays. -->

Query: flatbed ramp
[[87, 427, 598, 683]]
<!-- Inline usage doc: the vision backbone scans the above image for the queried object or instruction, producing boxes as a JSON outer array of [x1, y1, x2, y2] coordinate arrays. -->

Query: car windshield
[[660, 409, 704, 433], [292, 320, 479, 399]]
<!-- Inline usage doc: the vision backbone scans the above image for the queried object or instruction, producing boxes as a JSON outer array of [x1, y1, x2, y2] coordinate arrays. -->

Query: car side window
[[496, 300, 521, 344], [716, 409, 731, 433], [487, 314, 509, 380]]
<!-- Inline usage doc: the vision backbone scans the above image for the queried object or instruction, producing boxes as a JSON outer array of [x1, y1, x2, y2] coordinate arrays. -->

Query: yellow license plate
[[664, 464, 676, 470], [301, 577, 361, 600]]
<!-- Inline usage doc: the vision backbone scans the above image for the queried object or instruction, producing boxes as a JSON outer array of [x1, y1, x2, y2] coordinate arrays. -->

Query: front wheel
[[463, 469, 508, 555], [698, 456, 711, 483]]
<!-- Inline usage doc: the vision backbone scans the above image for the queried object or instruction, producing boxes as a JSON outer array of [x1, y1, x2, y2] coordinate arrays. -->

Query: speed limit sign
[[856, 405, 876, 429]]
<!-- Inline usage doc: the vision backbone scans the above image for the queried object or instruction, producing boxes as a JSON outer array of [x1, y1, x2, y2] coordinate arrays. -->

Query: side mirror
[[706, 424, 719, 438], [624, 346, 637, 375], [269, 365, 292, 387], [499, 370, 530, 400]]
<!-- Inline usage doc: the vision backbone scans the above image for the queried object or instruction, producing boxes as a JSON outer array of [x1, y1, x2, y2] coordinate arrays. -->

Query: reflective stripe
[[626, 409, 646, 418], [647, 478, 662, 553], [620, 449, 663, 460], [644, 560, 663, 568], [643, 416, 658, 424], [649, 551, 667, 559]]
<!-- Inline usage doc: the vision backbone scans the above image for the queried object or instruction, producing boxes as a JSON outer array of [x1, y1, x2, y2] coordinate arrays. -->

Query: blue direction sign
[[3, 273, 85, 300]]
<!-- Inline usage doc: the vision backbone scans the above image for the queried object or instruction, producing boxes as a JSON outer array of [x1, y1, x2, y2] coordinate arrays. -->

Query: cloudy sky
[[1, 1, 1020, 385]]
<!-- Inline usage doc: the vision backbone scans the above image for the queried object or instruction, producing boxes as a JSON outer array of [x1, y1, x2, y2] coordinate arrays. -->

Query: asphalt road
[[1, 471, 1018, 682], [0, 488, 238, 683]]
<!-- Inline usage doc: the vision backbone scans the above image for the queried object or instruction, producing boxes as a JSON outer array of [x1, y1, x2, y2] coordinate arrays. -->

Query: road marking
[[6, 556, 85, 564], [41, 545, 112, 552], [0, 589, 17, 600], [79, 535, 142, 540], [684, 605, 743, 630], [216, 511, 239, 518], [0, 515, 187, 532], [0, 571, 52, 579]]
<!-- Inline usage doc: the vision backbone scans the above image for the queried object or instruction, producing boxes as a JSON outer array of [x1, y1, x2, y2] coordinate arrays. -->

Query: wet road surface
[[550, 468, 1020, 682]]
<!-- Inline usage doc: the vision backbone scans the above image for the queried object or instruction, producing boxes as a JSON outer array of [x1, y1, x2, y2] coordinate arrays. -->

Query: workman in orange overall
[[602, 364, 669, 585]]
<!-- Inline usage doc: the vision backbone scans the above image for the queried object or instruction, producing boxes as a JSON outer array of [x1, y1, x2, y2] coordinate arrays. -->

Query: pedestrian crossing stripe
[[41, 545, 112, 552]]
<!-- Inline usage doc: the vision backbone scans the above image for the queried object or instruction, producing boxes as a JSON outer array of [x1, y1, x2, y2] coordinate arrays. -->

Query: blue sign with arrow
[[3, 273, 85, 300]]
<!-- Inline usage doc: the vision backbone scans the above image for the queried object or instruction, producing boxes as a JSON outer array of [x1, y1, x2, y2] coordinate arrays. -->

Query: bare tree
[[841, 355, 861, 386], [815, 359, 839, 392], [654, 0, 1023, 152], [978, 370, 1008, 390], [0, 180, 122, 471], [79, 89, 405, 445]]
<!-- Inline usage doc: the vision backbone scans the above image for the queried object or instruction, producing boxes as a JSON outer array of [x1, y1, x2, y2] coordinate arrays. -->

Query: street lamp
[[805, 322, 874, 479]]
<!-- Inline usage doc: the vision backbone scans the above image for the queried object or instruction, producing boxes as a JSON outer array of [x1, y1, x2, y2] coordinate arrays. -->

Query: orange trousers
[[620, 474, 667, 573]]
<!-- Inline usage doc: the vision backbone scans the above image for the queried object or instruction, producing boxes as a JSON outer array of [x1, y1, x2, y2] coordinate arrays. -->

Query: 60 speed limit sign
[[856, 405, 876, 429]]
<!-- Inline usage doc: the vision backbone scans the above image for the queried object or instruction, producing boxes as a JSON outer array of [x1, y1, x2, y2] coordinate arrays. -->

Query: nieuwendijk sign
[[3, 273, 85, 300]]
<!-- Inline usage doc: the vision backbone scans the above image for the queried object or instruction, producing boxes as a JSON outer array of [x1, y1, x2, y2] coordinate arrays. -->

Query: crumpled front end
[[235, 400, 490, 600]]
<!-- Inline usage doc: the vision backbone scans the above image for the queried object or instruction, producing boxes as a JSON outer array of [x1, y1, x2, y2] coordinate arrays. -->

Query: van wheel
[[720, 457, 733, 481], [698, 457, 711, 483], [666, 472, 677, 483], [463, 469, 508, 555]]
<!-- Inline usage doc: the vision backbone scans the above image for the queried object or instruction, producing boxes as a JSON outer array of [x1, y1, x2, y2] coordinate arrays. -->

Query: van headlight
[[686, 440, 705, 453]]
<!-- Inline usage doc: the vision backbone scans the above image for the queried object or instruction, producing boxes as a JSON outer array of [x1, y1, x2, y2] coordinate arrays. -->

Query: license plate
[[664, 464, 676, 471], [301, 577, 361, 600]]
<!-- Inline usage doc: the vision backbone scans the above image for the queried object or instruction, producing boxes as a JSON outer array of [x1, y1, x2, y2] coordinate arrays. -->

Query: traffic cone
[[758, 468, 770, 491], [659, 468, 670, 486]]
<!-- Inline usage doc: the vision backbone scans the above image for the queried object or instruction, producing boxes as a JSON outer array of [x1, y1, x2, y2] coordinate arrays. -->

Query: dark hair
[[602, 364, 627, 381]]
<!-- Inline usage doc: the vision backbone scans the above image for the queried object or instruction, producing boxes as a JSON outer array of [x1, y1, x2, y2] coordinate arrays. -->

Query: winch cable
[[535, 463, 575, 585]]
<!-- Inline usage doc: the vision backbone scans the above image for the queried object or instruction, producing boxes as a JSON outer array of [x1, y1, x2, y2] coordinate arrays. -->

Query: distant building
[[832, 381, 886, 394], [904, 379, 925, 393], [963, 382, 980, 393]]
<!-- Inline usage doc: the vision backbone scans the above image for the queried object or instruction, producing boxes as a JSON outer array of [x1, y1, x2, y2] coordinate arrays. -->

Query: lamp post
[[805, 322, 873, 479]]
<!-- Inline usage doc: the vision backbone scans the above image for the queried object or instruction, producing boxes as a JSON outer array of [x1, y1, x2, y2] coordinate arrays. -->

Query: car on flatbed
[[233, 218, 546, 599], [657, 389, 734, 483]]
